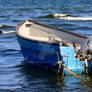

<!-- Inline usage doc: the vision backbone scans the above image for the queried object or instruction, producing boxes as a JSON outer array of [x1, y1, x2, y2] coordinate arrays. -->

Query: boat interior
[[18, 20, 61, 43], [18, 20, 82, 57], [18, 20, 80, 46]]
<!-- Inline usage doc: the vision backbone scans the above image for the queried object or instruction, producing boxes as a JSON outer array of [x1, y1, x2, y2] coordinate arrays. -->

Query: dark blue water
[[0, 0, 92, 92]]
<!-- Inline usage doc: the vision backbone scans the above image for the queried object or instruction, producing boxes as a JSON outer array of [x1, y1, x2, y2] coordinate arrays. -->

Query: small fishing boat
[[16, 19, 92, 74]]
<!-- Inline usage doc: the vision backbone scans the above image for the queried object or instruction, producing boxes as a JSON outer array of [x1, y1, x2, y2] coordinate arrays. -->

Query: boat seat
[[26, 24, 32, 27]]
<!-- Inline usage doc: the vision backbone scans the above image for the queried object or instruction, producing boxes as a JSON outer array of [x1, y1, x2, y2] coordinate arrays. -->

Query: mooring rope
[[57, 49, 92, 91], [62, 64, 92, 91]]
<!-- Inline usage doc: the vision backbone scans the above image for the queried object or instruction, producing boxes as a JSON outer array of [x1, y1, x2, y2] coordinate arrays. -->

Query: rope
[[57, 62, 62, 75], [57, 49, 69, 75], [62, 64, 92, 91], [57, 49, 92, 91]]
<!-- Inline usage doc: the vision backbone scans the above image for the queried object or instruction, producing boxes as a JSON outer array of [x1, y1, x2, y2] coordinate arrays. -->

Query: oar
[[61, 64, 92, 91]]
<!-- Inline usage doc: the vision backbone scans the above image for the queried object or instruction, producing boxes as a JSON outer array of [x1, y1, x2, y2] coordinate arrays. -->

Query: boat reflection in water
[[17, 61, 91, 92]]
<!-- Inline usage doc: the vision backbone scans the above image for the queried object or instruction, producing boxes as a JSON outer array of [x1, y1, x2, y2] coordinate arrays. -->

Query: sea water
[[0, 0, 92, 92]]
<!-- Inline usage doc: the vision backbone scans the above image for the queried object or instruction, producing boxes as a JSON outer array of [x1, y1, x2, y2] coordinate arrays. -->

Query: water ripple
[[0, 0, 92, 92]]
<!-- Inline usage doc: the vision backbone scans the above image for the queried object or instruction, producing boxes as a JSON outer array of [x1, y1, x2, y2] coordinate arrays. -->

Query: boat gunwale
[[16, 34, 59, 45]]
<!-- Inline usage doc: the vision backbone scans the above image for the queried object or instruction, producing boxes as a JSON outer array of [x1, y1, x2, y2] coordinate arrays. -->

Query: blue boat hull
[[17, 36, 61, 67], [17, 35, 92, 74]]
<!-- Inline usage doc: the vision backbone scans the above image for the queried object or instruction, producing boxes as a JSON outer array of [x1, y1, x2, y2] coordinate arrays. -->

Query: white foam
[[59, 16, 92, 21], [0, 24, 4, 27], [53, 13, 92, 21], [54, 13, 69, 17], [2, 30, 15, 34]]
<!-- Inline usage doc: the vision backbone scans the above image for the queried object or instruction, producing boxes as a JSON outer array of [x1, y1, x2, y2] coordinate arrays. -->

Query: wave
[[20, 8, 30, 11], [0, 30, 15, 34], [59, 16, 92, 21], [0, 24, 16, 34], [39, 13, 92, 21], [39, 13, 69, 18], [0, 24, 16, 29], [0, 49, 21, 57]]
